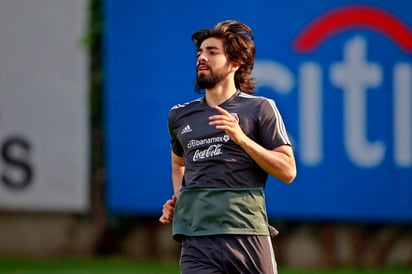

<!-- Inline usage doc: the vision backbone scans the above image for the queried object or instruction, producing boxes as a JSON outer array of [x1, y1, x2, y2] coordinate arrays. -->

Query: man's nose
[[197, 54, 207, 63]]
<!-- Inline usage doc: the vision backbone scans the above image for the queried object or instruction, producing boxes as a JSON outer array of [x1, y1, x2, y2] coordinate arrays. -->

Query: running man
[[160, 20, 297, 274]]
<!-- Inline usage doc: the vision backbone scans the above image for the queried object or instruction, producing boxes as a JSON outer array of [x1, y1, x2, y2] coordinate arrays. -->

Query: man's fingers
[[169, 196, 177, 206], [159, 215, 170, 224], [209, 115, 233, 129], [214, 105, 229, 115], [164, 198, 176, 208], [163, 203, 174, 213], [159, 195, 177, 224], [159, 209, 173, 223], [209, 107, 238, 126]]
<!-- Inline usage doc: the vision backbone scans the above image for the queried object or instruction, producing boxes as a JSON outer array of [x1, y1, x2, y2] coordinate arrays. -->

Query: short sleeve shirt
[[168, 90, 291, 189]]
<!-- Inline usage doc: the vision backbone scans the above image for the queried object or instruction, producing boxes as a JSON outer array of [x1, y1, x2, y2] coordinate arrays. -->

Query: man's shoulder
[[168, 97, 204, 122], [170, 97, 203, 111], [237, 92, 275, 106]]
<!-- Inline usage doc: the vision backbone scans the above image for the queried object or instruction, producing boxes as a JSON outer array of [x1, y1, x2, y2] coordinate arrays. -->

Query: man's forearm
[[171, 152, 185, 195], [172, 166, 184, 195], [239, 136, 296, 183]]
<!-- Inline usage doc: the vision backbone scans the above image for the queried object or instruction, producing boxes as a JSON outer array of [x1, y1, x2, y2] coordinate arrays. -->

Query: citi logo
[[253, 4, 412, 168], [181, 124, 192, 135]]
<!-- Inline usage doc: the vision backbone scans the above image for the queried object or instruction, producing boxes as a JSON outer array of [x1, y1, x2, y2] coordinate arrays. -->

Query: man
[[160, 20, 296, 274]]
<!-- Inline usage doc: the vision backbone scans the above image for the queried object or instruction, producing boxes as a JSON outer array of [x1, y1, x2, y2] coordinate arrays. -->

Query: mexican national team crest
[[230, 112, 240, 123]]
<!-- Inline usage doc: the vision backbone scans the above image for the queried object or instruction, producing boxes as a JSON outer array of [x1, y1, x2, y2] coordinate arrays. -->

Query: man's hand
[[210, 105, 296, 183], [159, 195, 177, 224], [208, 105, 246, 145]]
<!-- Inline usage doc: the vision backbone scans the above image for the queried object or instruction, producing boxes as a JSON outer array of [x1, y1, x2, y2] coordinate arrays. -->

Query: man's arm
[[159, 152, 185, 224], [171, 152, 185, 195], [209, 106, 296, 183], [239, 141, 296, 183]]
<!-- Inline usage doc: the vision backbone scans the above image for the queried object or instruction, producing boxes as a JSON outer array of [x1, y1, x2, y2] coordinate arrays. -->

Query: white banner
[[0, 0, 89, 212]]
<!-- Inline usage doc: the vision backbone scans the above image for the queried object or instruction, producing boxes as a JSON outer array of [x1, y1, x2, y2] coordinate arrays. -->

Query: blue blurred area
[[103, 0, 412, 221]]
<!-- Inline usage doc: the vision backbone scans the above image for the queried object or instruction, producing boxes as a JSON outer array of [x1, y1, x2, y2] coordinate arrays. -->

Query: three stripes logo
[[181, 124, 192, 135]]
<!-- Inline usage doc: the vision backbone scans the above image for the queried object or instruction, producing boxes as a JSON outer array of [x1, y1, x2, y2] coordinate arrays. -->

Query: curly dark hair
[[192, 20, 256, 94]]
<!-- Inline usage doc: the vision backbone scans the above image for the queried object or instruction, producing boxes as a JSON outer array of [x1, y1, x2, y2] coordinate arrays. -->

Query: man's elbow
[[282, 166, 297, 184]]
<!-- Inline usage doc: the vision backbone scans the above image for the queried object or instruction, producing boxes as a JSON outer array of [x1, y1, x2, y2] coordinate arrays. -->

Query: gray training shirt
[[168, 90, 291, 190]]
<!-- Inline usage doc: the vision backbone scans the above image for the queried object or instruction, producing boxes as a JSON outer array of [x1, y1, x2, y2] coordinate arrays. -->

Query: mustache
[[197, 64, 211, 71]]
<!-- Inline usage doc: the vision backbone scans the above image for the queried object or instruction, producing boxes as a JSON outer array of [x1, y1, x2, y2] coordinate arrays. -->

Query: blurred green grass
[[0, 257, 179, 274], [0, 257, 409, 274]]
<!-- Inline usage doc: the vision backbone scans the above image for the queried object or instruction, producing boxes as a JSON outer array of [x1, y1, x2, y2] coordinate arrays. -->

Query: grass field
[[0, 257, 410, 274]]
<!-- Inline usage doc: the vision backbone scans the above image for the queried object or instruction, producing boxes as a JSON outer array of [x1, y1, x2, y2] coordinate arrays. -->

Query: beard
[[196, 66, 230, 90]]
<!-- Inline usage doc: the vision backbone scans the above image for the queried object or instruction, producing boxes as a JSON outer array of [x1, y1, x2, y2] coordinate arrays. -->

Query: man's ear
[[231, 62, 240, 72]]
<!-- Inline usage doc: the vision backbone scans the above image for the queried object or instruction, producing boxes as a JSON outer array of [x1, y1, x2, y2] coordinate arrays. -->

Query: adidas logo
[[181, 124, 192, 134]]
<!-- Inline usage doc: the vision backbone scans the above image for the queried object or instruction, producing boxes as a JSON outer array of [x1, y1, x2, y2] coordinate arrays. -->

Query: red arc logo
[[293, 5, 412, 53]]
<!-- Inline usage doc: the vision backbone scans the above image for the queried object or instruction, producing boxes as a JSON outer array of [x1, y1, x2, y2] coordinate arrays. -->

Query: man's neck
[[205, 81, 237, 107]]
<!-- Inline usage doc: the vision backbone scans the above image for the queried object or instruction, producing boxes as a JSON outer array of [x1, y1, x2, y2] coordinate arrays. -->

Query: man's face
[[196, 37, 232, 90]]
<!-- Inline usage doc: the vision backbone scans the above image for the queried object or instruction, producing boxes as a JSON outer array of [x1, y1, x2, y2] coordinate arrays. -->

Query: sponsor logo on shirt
[[187, 135, 230, 149], [193, 144, 223, 161], [188, 134, 230, 161]]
